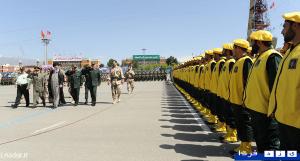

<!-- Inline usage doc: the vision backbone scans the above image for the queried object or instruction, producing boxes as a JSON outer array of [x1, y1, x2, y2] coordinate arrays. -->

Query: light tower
[[18, 60, 22, 68], [247, 0, 270, 38], [36, 59, 40, 66], [141, 48, 147, 65], [41, 30, 51, 65]]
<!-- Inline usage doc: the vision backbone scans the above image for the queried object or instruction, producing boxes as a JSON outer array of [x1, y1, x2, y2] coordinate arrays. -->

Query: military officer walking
[[30, 67, 47, 108], [66, 65, 83, 106], [125, 64, 135, 94], [108, 60, 124, 104], [81, 64, 92, 104], [86, 64, 101, 106], [11, 67, 30, 108]]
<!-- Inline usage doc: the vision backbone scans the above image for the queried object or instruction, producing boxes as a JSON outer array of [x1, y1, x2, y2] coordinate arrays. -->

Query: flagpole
[[41, 30, 51, 65], [45, 42, 48, 65]]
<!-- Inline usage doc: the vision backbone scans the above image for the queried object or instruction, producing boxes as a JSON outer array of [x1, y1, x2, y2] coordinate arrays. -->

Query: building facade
[[48, 55, 101, 70], [0, 65, 17, 73]]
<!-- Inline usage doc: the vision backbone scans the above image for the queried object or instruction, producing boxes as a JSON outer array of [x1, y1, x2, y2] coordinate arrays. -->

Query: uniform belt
[[111, 77, 122, 80], [18, 83, 28, 86]]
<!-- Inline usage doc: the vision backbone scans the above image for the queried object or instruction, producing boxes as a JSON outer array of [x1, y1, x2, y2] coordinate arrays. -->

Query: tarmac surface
[[0, 82, 235, 161]]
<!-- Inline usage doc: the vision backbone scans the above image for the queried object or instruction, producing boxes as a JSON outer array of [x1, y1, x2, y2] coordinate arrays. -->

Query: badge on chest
[[234, 66, 238, 73], [288, 58, 298, 69]]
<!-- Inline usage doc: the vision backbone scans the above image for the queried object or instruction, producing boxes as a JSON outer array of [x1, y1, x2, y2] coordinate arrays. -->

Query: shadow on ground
[[159, 82, 235, 160]]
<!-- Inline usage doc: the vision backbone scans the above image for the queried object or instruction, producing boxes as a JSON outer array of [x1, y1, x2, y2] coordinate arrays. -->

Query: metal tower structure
[[247, 0, 270, 39], [41, 30, 51, 65]]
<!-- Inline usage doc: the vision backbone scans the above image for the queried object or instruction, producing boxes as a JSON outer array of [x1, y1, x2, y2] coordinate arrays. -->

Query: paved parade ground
[[0, 82, 235, 161]]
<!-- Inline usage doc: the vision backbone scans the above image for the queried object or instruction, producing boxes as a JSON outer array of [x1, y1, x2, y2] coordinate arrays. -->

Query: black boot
[[11, 104, 18, 109]]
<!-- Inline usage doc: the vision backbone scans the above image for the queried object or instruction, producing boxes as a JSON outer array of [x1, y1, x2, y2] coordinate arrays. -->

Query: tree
[[107, 59, 116, 68], [132, 60, 139, 69], [166, 56, 178, 66]]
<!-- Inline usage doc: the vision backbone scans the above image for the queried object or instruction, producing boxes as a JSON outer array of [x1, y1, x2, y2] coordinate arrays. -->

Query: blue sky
[[0, 0, 299, 64]]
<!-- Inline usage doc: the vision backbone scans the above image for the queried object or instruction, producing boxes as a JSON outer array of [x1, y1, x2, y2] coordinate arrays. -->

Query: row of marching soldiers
[[173, 12, 300, 155], [10, 60, 136, 108]]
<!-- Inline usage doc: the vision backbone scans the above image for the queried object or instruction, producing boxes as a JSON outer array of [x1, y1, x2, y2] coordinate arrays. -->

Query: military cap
[[283, 12, 300, 23], [233, 39, 250, 49], [205, 50, 214, 56], [223, 43, 234, 50], [213, 48, 223, 55], [250, 30, 273, 41]]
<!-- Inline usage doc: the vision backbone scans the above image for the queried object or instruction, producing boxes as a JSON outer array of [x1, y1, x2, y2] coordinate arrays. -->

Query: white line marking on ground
[[31, 121, 67, 135], [172, 86, 212, 133]]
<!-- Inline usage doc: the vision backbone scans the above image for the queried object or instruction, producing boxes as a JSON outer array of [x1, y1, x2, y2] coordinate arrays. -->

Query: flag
[[270, 1, 275, 10], [41, 31, 45, 39], [46, 31, 51, 39], [47, 31, 51, 36]]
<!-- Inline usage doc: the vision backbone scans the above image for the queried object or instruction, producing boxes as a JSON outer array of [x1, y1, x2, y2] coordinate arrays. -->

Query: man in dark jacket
[[81, 65, 92, 104], [66, 65, 83, 106], [85, 64, 101, 106]]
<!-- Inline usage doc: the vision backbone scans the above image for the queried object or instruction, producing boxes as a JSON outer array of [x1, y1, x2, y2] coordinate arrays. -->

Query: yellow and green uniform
[[269, 44, 300, 128], [217, 58, 236, 129], [210, 58, 226, 118], [199, 64, 206, 90], [217, 58, 235, 100], [197, 65, 204, 89], [229, 55, 253, 142], [211, 58, 226, 95], [268, 43, 300, 151], [204, 60, 216, 92], [244, 49, 282, 114], [243, 48, 282, 153], [229, 56, 253, 105]]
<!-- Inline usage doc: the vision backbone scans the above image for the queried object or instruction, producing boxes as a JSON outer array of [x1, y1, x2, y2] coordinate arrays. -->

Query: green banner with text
[[133, 55, 160, 61]]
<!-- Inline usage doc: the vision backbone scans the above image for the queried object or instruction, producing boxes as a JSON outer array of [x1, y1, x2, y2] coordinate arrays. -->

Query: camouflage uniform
[[109, 66, 124, 103], [30, 71, 47, 107], [125, 68, 135, 94]]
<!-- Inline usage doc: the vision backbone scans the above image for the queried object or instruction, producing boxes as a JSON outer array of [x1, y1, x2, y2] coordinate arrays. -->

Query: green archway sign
[[133, 55, 160, 61]]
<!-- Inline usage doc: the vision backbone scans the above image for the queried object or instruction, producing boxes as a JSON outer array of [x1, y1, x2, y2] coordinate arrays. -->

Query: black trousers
[[232, 104, 253, 142], [206, 92, 213, 111], [222, 99, 236, 129], [202, 91, 208, 108], [210, 94, 218, 116], [59, 87, 66, 104], [248, 109, 280, 153], [279, 122, 300, 152], [71, 87, 80, 104], [14, 84, 30, 107], [85, 85, 89, 101], [195, 88, 201, 103], [215, 96, 225, 122], [48, 83, 53, 102], [198, 89, 204, 105], [89, 86, 97, 104]]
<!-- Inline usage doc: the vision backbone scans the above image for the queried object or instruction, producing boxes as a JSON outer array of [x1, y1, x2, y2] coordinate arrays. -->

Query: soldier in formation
[[172, 12, 300, 154]]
